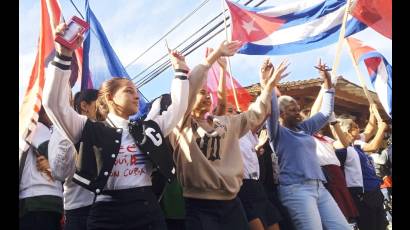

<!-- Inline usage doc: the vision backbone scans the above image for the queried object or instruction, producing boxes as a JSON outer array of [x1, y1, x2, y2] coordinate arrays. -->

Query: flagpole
[[330, 0, 353, 85], [221, 0, 241, 112], [345, 39, 383, 122]]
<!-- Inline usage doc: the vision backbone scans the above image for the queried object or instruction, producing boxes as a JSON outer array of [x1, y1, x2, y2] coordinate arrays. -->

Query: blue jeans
[[278, 180, 350, 230]]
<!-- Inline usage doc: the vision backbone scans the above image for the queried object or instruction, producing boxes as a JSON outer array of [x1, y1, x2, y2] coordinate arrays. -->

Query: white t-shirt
[[63, 178, 95, 210], [19, 123, 63, 199], [97, 113, 153, 202], [239, 131, 260, 180], [104, 113, 153, 190], [343, 146, 364, 188], [313, 135, 340, 166]]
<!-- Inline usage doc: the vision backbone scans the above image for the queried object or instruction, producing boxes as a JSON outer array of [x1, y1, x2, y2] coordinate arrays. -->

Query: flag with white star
[[225, 0, 368, 55]]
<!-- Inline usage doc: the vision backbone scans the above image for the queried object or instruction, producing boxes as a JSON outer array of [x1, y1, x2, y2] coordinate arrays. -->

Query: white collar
[[106, 113, 129, 129]]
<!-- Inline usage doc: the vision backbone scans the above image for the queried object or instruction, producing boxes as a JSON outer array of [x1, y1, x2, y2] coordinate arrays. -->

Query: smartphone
[[55, 16, 90, 49]]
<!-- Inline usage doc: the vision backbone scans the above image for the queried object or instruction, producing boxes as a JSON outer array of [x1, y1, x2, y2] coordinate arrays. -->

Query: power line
[[124, 0, 211, 69], [130, 0, 254, 83], [137, 25, 227, 88], [135, 16, 229, 86], [136, 0, 267, 89], [136, 17, 229, 87]]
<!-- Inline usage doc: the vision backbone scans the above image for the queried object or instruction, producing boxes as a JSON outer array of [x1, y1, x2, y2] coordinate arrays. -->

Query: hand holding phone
[[55, 16, 89, 50]]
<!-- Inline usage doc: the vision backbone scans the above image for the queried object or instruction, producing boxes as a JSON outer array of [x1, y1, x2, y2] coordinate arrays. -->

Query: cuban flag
[[81, 0, 148, 118], [225, 0, 367, 55], [346, 37, 392, 118]]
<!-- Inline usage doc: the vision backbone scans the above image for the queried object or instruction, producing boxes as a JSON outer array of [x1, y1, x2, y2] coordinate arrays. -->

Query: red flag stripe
[[19, 0, 62, 153], [346, 37, 375, 64], [350, 0, 392, 39]]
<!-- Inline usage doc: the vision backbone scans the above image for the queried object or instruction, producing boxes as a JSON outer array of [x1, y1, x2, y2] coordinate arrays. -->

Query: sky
[[19, 0, 392, 109]]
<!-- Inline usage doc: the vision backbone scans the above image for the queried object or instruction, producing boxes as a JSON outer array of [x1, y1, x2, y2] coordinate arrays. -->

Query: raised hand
[[260, 58, 289, 92], [378, 121, 388, 131], [369, 103, 379, 115], [216, 40, 242, 57], [217, 56, 227, 70], [314, 58, 332, 89], [259, 58, 274, 89], [169, 50, 189, 72], [208, 48, 227, 70], [55, 23, 84, 56], [369, 103, 384, 124]]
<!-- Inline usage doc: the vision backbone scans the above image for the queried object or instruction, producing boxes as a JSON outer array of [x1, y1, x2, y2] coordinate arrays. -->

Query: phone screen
[[63, 21, 83, 41]]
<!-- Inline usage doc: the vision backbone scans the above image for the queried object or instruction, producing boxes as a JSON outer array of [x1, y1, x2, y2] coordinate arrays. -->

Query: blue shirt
[[267, 89, 335, 185], [353, 145, 382, 191]]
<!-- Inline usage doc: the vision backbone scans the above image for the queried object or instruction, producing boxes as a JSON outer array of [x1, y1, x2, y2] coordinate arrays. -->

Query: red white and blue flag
[[19, 0, 82, 154], [82, 0, 148, 118], [225, 0, 367, 55], [20, 0, 148, 154], [346, 37, 392, 118]]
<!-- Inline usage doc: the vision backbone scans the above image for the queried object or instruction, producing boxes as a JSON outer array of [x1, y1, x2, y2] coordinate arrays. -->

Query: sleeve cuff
[[173, 68, 189, 80], [174, 75, 188, 80], [56, 52, 73, 61], [52, 52, 72, 70]]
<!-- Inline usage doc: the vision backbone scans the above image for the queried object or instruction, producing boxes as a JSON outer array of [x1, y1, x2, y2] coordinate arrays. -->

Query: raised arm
[[242, 59, 289, 139], [362, 104, 377, 142], [309, 87, 325, 118], [214, 55, 228, 116], [299, 60, 334, 135], [184, 41, 242, 117], [150, 50, 189, 136], [42, 23, 87, 144], [329, 113, 350, 148], [266, 91, 280, 147], [361, 121, 388, 153]]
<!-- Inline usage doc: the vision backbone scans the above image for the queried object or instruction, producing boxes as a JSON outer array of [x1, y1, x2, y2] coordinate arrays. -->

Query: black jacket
[[72, 119, 176, 195]]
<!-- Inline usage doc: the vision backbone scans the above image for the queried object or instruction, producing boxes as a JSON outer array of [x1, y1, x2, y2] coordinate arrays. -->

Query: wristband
[[174, 68, 188, 80]]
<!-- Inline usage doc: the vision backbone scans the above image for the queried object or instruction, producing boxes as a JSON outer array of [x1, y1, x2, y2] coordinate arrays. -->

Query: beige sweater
[[169, 64, 272, 200]]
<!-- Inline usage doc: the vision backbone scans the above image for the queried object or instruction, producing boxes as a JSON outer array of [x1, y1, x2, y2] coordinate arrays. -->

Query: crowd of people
[[19, 23, 392, 230]]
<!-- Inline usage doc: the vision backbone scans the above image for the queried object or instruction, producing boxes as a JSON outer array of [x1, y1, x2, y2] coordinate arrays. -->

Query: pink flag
[[205, 48, 252, 112]]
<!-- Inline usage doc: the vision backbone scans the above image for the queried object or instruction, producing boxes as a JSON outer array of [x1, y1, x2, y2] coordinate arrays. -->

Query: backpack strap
[[335, 148, 348, 173]]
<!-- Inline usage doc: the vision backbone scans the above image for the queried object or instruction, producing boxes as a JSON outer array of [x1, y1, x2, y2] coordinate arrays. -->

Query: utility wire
[[136, 0, 267, 88], [124, 0, 211, 68], [130, 0, 254, 82]]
